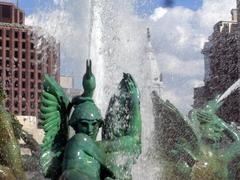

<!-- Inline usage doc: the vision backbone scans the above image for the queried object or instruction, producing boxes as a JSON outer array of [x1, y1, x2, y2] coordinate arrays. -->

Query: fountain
[[88, 0, 158, 179], [27, 0, 240, 179]]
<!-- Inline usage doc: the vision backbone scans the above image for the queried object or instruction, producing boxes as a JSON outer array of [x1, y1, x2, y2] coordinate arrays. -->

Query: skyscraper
[[0, 2, 60, 117], [194, 1, 240, 124]]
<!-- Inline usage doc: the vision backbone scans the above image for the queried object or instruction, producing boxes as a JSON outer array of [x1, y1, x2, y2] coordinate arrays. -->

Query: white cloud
[[25, 0, 236, 115], [149, 0, 235, 113], [159, 53, 203, 76], [26, 0, 91, 83], [150, 7, 168, 21]]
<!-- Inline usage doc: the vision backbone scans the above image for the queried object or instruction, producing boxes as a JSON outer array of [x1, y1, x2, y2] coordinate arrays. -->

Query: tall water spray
[[89, 0, 105, 109], [88, 0, 160, 179]]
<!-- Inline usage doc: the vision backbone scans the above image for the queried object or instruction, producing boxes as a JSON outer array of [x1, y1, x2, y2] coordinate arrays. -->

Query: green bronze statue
[[0, 85, 26, 180], [40, 60, 141, 180], [152, 90, 240, 180]]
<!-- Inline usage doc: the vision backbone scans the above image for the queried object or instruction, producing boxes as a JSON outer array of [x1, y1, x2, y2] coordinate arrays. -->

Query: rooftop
[[0, 1, 25, 24]]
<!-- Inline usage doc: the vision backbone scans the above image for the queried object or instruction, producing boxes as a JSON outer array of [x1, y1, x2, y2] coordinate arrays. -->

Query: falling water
[[89, 0, 105, 108], [88, 0, 160, 179], [217, 79, 240, 103]]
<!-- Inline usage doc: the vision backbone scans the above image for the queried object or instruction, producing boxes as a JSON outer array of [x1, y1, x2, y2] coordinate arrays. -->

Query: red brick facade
[[0, 2, 60, 117]]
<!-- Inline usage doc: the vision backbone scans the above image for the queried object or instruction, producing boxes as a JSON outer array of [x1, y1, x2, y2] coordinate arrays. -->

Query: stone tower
[[237, 0, 240, 21], [193, 1, 240, 124], [146, 28, 163, 97]]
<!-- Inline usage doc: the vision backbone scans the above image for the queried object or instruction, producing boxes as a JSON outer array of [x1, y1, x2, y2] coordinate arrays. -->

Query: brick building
[[0, 2, 60, 117], [194, 1, 240, 124]]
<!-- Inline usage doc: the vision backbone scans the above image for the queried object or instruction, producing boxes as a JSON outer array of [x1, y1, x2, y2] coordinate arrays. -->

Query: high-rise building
[[146, 28, 163, 97], [0, 2, 60, 117], [194, 1, 240, 124], [60, 76, 82, 99]]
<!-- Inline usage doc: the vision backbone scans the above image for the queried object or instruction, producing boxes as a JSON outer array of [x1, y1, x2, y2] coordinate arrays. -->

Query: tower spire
[[147, 27, 151, 41], [16, 0, 19, 8], [145, 27, 163, 97]]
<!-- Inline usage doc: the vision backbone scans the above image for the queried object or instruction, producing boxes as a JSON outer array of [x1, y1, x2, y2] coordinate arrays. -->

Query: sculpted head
[[69, 100, 103, 140]]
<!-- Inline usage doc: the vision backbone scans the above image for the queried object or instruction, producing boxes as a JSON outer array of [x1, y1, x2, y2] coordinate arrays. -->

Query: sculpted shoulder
[[65, 133, 105, 164]]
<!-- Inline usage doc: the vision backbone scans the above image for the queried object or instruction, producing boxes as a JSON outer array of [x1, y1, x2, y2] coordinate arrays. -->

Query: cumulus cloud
[[149, 0, 235, 113], [150, 7, 168, 21], [159, 53, 203, 76], [25, 0, 236, 114]]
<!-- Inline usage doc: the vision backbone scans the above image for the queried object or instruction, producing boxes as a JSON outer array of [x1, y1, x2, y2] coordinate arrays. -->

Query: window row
[[0, 60, 42, 70], [0, 40, 35, 49], [0, 30, 27, 39]]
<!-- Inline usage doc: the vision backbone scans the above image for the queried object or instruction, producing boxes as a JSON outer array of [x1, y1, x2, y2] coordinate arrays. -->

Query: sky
[[11, 0, 203, 15], [7, 0, 236, 114]]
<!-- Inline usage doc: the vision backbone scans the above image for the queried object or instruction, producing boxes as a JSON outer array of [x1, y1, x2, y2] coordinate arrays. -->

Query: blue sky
[[12, 0, 203, 15], [16, 0, 235, 113], [136, 0, 202, 15]]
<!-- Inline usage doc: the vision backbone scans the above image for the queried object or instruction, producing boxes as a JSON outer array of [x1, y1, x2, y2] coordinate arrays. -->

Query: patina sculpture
[[40, 60, 141, 179], [0, 85, 26, 180], [152, 91, 240, 180]]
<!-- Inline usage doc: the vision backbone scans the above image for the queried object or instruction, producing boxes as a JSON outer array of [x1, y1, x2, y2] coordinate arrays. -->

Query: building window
[[22, 72, 25, 78], [14, 41, 18, 48], [30, 52, 34, 59], [37, 54, 42, 60], [6, 30, 10, 38], [14, 101, 18, 108], [5, 100, 10, 107], [14, 71, 18, 78], [22, 32, 26, 39], [31, 72, 34, 79], [22, 62, 26, 68], [22, 42, 26, 49], [30, 82, 34, 88], [31, 43, 34, 49], [22, 52, 25, 59], [6, 40, 9, 48], [14, 91, 18, 98], [30, 92, 34, 98], [14, 32, 18, 39], [22, 81, 26, 88], [38, 64, 42, 70], [14, 81, 18, 88], [6, 70, 10, 76], [30, 103, 35, 109], [2, 5, 11, 18], [38, 73, 41, 79], [30, 62, 35, 69], [19, 12, 23, 23], [0, 40, 2, 47], [14, 61, 18, 68], [6, 60, 10, 67], [14, 51, 18, 58], [6, 50, 10, 57], [38, 83, 42, 89]]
